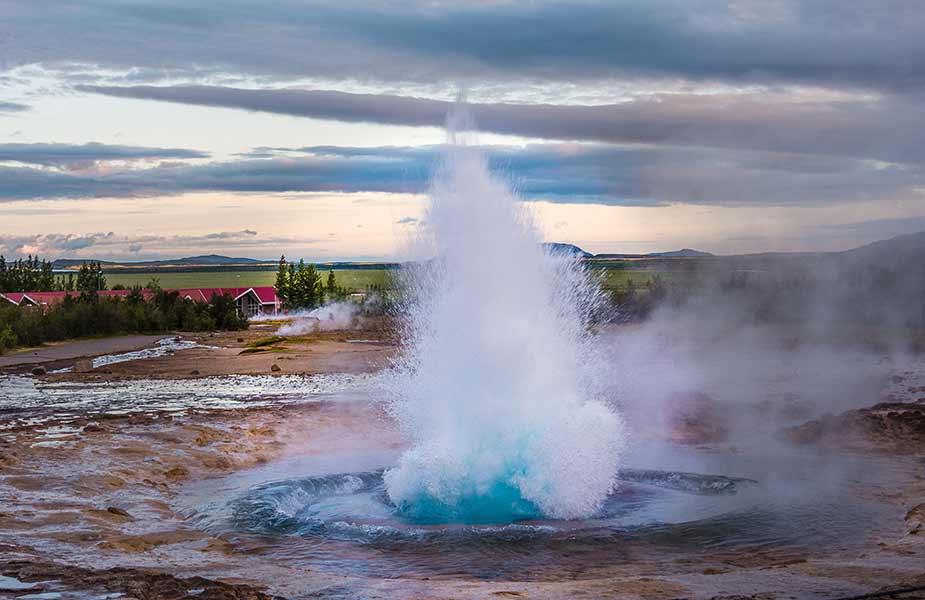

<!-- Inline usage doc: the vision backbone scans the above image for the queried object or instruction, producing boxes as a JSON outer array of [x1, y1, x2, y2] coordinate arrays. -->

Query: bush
[[0, 324, 17, 354], [0, 292, 248, 352]]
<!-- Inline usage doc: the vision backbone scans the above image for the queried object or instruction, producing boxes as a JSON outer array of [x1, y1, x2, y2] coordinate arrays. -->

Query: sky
[[2, 0, 924, 261]]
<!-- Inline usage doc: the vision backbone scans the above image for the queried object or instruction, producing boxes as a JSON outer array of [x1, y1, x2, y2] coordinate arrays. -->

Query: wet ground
[[1, 327, 925, 598]]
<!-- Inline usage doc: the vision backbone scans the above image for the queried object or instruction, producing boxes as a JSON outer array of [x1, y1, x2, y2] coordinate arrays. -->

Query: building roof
[[181, 287, 278, 305], [0, 292, 36, 306], [0, 286, 278, 306]]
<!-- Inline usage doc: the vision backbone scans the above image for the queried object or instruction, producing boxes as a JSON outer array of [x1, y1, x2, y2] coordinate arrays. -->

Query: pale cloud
[[2, 0, 924, 257]]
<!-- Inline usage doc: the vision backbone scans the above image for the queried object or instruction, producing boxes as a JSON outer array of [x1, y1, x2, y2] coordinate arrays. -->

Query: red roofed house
[[178, 287, 280, 317], [0, 289, 136, 307], [0, 286, 279, 317]]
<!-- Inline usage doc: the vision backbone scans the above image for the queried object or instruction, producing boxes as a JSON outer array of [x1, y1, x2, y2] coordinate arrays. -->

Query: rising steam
[[382, 111, 624, 523]]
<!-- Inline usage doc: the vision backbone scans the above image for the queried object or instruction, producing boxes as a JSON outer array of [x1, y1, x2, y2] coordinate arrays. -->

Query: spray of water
[[383, 110, 625, 523]]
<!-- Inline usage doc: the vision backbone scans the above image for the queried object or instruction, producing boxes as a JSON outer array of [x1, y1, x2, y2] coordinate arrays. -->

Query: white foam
[[382, 111, 624, 521]]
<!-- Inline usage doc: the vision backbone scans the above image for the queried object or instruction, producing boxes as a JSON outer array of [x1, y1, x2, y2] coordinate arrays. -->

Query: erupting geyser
[[383, 111, 625, 523]]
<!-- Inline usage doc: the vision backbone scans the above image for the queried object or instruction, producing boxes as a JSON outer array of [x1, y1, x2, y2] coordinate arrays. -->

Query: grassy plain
[[103, 267, 668, 293], [105, 269, 393, 292], [595, 268, 672, 291]]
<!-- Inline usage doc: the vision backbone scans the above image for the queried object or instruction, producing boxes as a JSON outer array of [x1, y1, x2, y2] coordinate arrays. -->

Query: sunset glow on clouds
[[2, 1, 924, 260]]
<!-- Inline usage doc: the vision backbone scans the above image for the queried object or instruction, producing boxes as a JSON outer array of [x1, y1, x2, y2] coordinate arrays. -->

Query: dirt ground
[[0, 335, 167, 369], [1, 321, 925, 599], [0, 319, 397, 380]]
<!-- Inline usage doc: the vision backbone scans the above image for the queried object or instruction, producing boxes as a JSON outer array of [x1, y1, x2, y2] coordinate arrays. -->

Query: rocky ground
[[0, 318, 397, 382], [1, 324, 925, 599]]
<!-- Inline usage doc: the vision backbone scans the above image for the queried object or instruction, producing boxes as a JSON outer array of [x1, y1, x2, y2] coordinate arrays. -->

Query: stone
[[73, 359, 93, 373], [106, 506, 132, 518], [189, 369, 200, 375], [270, 363, 281, 372], [30, 366, 46, 376]]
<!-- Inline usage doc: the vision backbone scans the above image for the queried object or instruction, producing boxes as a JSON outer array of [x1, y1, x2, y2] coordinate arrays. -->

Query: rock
[[666, 391, 729, 444], [785, 402, 925, 451], [30, 366, 46, 376], [189, 369, 200, 375], [237, 337, 245, 343], [83, 423, 103, 433], [106, 506, 132, 518], [73, 359, 93, 373], [164, 465, 190, 480], [270, 363, 281, 372]]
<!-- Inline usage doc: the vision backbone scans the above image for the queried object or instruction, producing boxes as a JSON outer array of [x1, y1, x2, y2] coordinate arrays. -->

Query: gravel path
[[0, 335, 166, 368]]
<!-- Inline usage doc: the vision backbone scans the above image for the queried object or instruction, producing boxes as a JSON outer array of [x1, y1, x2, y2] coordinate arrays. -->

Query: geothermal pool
[[173, 389, 904, 581]]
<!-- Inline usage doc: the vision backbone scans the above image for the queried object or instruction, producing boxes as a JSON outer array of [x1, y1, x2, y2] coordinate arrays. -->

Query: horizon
[[16, 228, 921, 265], [4, 2, 925, 260]]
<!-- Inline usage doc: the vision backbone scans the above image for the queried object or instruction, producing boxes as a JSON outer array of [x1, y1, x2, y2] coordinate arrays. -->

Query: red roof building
[[0, 286, 279, 317]]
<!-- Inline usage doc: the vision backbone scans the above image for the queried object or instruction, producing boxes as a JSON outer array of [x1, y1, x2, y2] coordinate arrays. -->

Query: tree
[[76, 261, 106, 294], [286, 262, 297, 307], [286, 259, 323, 309], [275, 255, 289, 306], [39, 259, 54, 291], [327, 270, 336, 297]]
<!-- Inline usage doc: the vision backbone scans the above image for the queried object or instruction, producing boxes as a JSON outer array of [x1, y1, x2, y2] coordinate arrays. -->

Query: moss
[[238, 345, 290, 355], [245, 335, 286, 348]]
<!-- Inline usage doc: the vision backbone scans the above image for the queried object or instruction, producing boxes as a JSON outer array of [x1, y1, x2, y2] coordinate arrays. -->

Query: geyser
[[383, 113, 625, 523]]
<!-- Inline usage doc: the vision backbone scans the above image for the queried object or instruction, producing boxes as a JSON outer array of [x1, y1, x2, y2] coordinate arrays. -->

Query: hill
[[594, 248, 714, 259], [53, 254, 268, 270], [541, 243, 594, 258], [839, 230, 925, 266]]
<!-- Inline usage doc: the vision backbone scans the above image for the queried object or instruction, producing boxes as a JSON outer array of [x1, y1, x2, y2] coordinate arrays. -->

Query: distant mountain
[[594, 248, 714, 259], [541, 243, 714, 259], [839, 230, 925, 266], [649, 248, 714, 258], [53, 254, 267, 269], [542, 243, 594, 258]]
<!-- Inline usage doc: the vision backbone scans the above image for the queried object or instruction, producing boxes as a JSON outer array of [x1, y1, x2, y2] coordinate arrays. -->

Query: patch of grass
[[246, 335, 286, 348], [596, 269, 673, 291], [238, 346, 290, 354], [277, 335, 320, 344]]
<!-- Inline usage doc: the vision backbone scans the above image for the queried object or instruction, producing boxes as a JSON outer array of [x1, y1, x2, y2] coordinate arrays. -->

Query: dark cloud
[[4, 1, 925, 92], [1, 144, 920, 208], [328, 1, 925, 92], [0, 101, 29, 113], [0, 142, 209, 168], [81, 85, 925, 165]]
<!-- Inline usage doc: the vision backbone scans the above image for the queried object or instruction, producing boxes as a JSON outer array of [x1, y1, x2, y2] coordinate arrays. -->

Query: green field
[[104, 269, 393, 292], [103, 267, 664, 294], [595, 269, 672, 291]]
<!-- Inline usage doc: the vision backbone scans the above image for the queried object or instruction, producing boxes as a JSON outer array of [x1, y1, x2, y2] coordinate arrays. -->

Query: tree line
[[0, 280, 248, 354], [274, 256, 349, 309], [0, 256, 107, 294]]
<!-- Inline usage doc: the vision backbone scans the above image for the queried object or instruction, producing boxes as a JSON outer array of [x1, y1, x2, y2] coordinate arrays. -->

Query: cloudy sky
[[2, 0, 924, 261]]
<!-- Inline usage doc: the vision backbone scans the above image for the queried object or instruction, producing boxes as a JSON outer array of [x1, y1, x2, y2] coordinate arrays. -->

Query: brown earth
[[1, 317, 399, 381], [0, 334, 167, 369], [785, 401, 925, 452], [3, 323, 925, 598]]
